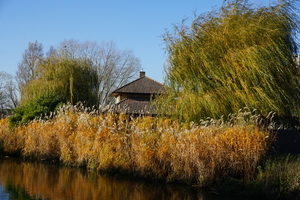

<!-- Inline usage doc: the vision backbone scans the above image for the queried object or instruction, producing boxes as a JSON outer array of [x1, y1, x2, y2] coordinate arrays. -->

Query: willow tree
[[56, 40, 141, 107], [22, 56, 99, 108], [156, 0, 300, 123]]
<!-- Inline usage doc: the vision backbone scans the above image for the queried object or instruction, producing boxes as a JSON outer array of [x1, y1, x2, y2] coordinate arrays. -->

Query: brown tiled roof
[[109, 97, 156, 115], [110, 76, 164, 97]]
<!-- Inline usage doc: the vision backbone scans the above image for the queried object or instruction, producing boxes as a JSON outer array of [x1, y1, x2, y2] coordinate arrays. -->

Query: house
[[109, 71, 164, 116]]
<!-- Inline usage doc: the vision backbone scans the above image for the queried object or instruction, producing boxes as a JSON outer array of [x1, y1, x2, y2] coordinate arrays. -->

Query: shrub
[[9, 92, 62, 127]]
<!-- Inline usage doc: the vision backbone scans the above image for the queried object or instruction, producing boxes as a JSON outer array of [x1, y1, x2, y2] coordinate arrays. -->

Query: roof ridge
[[144, 75, 164, 85], [112, 76, 145, 93], [110, 76, 164, 95]]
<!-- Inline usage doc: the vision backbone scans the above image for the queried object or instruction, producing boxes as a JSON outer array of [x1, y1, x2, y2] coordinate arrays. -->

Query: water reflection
[[0, 158, 219, 200]]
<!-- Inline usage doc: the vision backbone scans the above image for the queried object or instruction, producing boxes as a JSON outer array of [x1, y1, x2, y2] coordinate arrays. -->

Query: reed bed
[[0, 105, 272, 186]]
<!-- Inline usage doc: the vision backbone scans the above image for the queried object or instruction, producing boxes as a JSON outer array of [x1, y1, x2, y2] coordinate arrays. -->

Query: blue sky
[[0, 0, 271, 83]]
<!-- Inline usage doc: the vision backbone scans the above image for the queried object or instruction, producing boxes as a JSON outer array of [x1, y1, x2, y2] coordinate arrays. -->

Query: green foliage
[[156, 0, 300, 123], [21, 57, 99, 108], [9, 92, 61, 127]]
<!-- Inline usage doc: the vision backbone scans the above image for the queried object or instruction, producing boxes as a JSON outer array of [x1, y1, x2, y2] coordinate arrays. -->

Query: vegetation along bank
[[0, 104, 287, 198], [1, 105, 299, 199], [1, 0, 300, 199]]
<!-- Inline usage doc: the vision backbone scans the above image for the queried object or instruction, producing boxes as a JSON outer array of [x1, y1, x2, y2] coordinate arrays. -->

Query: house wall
[[116, 93, 128, 103], [116, 95, 122, 104]]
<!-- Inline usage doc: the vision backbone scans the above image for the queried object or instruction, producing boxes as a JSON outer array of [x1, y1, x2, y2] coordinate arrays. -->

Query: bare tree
[[95, 41, 141, 106], [0, 72, 9, 110], [5, 77, 19, 109], [16, 41, 44, 95], [0, 71, 18, 112]]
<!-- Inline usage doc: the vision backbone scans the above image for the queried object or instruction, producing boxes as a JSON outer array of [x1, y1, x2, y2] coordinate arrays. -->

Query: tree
[[0, 72, 18, 110], [9, 92, 61, 127], [56, 40, 141, 107], [0, 72, 10, 110], [17, 39, 140, 109], [5, 77, 19, 109], [16, 41, 44, 97], [21, 56, 99, 108], [156, 0, 300, 123], [12, 55, 98, 126]]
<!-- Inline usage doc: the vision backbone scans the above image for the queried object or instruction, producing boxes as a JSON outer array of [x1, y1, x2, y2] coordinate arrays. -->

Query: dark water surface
[[0, 158, 222, 200]]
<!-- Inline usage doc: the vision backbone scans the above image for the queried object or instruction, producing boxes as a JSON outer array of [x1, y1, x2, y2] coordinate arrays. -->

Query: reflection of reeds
[[0, 105, 272, 186], [1, 158, 210, 200]]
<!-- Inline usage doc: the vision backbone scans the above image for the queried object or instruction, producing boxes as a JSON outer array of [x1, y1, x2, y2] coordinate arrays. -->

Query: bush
[[9, 93, 62, 127]]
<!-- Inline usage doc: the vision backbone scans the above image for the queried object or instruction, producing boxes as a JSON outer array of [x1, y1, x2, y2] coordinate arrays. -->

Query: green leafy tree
[[156, 0, 300, 123], [12, 40, 140, 126], [18, 40, 140, 108], [21, 56, 99, 108], [10, 55, 99, 127]]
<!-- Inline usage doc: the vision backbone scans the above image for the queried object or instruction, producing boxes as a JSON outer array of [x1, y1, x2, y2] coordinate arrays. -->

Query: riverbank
[[216, 154, 300, 199], [1, 105, 298, 198]]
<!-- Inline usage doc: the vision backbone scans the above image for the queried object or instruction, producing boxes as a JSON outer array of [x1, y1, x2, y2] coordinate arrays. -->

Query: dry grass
[[0, 104, 272, 186]]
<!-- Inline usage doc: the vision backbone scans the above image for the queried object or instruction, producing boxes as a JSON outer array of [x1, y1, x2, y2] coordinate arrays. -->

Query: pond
[[0, 158, 224, 200]]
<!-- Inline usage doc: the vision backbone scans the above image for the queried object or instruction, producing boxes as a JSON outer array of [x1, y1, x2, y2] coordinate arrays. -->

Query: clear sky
[[0, 0, 271, 84]]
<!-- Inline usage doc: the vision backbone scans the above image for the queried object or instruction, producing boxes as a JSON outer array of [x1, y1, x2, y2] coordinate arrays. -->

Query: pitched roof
[[110, 76, 164, 97], [109, 97, 156, 115]]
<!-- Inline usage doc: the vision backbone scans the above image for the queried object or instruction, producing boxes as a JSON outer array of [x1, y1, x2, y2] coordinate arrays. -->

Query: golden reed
[[0, 105, 272, 186]]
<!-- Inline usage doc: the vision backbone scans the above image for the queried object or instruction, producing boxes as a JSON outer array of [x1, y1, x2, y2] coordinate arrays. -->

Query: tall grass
[[251, 155, 300, 199], [0, 104, 272, 186]]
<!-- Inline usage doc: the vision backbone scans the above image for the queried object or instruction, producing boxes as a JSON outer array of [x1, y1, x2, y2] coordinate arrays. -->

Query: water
[[0, 158, 221, 200]]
